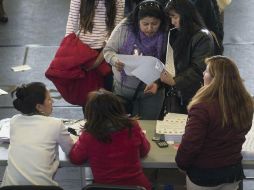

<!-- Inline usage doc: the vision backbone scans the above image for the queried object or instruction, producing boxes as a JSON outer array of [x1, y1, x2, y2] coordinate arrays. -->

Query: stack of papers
[[156, 113, 187, 142], [0, 118, 11, 143]]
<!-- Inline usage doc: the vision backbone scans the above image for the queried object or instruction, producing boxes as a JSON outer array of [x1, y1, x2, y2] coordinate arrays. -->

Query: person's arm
[[115, 0, 125, 26], [57, 122, 74, 155], [175, 103, 209, 170], [85, 47, 105, 71], [69, 132, 90, 165], [103, 19, 128, 67], [174, 31, 214, 91], [134, 122, 150, 158], [144, 83, 158, 94], [66, 0, 80, 36], [88, 1, 125, 71]]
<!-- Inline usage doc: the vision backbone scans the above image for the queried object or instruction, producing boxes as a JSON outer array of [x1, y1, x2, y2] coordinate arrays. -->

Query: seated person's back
[[69, 89, 151, 190], [1, 82, 74, 186]]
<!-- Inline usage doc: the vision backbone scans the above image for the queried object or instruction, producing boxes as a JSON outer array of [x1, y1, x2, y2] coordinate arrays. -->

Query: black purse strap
[[131, 82, 143, 101]]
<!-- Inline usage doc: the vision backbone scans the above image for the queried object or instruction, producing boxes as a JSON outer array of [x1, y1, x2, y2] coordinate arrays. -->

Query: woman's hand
[[114, 60, 125, 72], [160, 69, 176, 86], [144, 83, 158, 94]]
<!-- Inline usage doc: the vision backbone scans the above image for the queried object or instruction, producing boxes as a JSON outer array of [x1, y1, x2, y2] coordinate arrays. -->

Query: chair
[[82, 184, 146, 190], [0, 186, 64, 190]]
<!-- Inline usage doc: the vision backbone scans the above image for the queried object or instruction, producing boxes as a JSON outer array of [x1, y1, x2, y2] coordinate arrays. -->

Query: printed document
[[156, 113, 187, 142]]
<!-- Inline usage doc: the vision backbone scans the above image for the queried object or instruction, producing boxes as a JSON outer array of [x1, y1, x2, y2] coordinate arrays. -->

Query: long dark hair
[[84, 89, 134, 143], [127, 0, 167, 36], [79, 0, 116, 35], [11, 82, 47, 115], [165, 0, 205, 60]]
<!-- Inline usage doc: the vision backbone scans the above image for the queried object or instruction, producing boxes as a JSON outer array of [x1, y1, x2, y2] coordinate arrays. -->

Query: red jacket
[[176, 101, 252, 170], [45, 33, 111, 105], [69, 121, 152, 190]]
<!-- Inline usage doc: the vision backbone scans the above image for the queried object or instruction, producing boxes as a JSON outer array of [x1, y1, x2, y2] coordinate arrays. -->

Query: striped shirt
[[66, 0, 125, 49]]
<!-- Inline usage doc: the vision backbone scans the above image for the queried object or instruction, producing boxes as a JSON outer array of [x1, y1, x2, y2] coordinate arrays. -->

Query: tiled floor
[[0, 0, 254, 189]]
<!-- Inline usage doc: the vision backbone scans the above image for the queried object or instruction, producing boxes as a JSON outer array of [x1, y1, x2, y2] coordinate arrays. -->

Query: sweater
[[176, 101, 251, 170], [1, 114, 74, 186], [69, 121, 152, 190]]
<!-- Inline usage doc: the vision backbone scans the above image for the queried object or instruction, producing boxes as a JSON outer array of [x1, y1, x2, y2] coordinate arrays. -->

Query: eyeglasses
[[139, 1, 160, 10]]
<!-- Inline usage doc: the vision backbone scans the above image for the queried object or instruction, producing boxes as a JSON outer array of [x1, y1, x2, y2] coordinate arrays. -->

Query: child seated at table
[[1, 82, 74, 186], [69, 89, 151, 190]]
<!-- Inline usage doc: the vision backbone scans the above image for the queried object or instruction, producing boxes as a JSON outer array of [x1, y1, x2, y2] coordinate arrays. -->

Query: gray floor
[[0, 0, 254, 189]]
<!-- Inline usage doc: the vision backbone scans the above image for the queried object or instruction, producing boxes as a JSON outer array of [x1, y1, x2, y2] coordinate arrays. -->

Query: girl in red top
[[69, 89, 151, 190]]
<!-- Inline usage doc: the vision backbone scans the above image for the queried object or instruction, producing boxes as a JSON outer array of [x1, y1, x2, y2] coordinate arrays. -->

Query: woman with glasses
[[176, 56, 253, 190], [160, 0, 214, 114], [104, 0, 167, 120]]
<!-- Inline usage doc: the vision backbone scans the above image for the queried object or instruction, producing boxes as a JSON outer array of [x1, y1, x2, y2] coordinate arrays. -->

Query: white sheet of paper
[[117, 54, 165, 84], [0, 118, 10, 142], [117, 54, 145, 76], [11, 65, 31, 72], [0, 89, 8, 95]]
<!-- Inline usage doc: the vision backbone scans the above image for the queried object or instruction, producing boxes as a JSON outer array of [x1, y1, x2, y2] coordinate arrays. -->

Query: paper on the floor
[[11, 65, 31, 72], [0, 89, 8, 95], [0, 118, 10, 143]]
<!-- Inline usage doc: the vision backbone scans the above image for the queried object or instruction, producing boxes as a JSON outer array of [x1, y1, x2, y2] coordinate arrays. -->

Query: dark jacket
[[170, 28, 214, 102], [176, 101, 252, 186], [193, 0, 224, 54]]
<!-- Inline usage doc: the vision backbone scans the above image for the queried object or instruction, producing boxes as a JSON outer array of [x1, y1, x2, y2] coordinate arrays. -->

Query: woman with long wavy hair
[[176, 55, 254, 190], [69, 89, 151, 189]]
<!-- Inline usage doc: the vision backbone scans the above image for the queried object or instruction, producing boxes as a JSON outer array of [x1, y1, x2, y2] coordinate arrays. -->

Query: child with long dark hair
[[69, 89, 151, 190]]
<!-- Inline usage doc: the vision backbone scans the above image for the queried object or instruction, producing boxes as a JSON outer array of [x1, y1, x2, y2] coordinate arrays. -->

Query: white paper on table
[[117, 54, 165, 84], [0, 118, 10, 142], [0, 89, 8, 95], [11, 65, 31, 72], [156, 113, 187, 142]]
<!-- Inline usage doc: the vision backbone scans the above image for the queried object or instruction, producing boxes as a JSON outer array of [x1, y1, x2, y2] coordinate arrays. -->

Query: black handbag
[[163, 87, 187, 114], [117, 82, 142, 115]]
